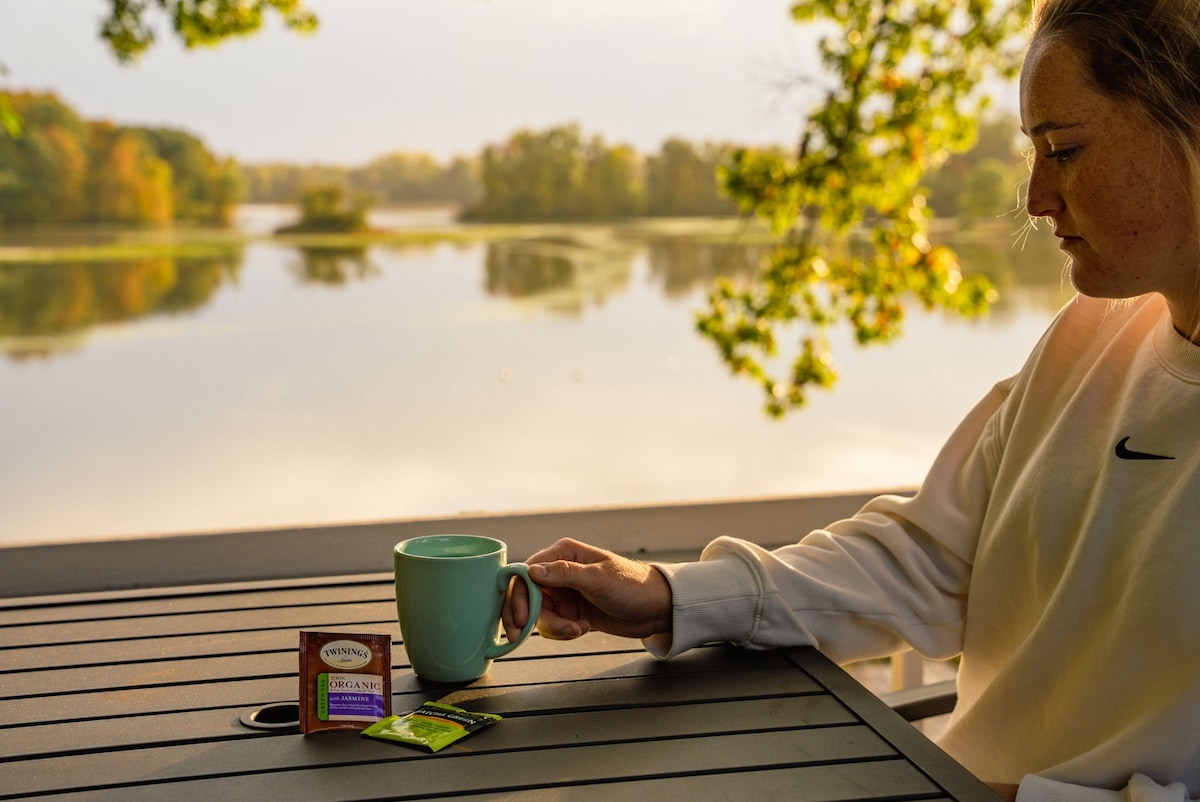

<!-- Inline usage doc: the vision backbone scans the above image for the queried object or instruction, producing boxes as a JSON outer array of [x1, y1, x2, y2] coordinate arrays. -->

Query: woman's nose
[[1024, 159, 1063, 219]]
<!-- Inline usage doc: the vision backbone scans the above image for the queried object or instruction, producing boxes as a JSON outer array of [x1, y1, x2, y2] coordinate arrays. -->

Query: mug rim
[[394, 534, 505, 559]]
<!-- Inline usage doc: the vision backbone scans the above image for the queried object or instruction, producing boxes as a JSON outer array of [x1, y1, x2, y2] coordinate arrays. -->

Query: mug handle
[[487, 563, 542, 659]]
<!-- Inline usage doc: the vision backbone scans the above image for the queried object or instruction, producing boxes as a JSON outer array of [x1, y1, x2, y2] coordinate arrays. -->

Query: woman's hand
[[503, 538, 673, 641]]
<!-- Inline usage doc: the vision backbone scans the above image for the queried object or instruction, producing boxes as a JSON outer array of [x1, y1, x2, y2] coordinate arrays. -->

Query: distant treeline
[[462, 124, 738, 221], [0, 89, 1026, 228], [240, 153, 480, 209], [240, 124, 741, 221], [241, 116, 1027, 225], [0, 91, 238, 225]]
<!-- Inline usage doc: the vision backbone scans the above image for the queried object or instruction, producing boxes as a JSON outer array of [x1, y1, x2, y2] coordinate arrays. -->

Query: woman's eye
[[1045, 147, 1078, 163]]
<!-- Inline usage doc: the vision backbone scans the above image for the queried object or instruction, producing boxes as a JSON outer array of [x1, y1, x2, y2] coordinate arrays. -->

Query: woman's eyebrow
[[1021, 120, 1084, 137]]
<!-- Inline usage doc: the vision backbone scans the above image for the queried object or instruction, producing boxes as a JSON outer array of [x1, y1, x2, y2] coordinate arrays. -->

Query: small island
[[275, 185, 373, 234]]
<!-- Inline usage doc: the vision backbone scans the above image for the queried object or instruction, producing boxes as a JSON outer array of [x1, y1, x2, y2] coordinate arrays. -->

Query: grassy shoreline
[[0, 213, 785, 261], [0, 213, 1033, 264]]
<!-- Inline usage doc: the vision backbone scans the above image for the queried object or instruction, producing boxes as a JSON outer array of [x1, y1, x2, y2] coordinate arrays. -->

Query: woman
[[504, 1, 1200, 799]]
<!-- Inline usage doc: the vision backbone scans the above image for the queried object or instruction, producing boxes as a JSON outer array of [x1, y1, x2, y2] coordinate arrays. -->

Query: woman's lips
[[1056, 233, 1083, 250]]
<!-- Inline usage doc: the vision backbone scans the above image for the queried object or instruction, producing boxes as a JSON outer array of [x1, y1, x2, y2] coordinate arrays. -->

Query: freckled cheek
[[1128, 195, 1194, 246], [1100, 179, 1172, 241]]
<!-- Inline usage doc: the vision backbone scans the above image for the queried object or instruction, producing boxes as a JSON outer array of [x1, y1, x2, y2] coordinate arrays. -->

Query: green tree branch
[[100, 0, 318, 63], [700, 0, 1027, 417]]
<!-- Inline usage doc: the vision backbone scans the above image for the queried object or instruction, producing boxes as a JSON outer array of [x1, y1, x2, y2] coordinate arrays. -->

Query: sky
[[0, 0, 847, 166]]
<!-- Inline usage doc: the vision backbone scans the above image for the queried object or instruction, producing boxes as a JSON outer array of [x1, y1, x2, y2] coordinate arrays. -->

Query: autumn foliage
[[0, 91, 238, 226]]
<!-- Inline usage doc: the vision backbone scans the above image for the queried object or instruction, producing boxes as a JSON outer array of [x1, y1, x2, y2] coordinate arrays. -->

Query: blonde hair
[[1031, 0, 1200, 335]]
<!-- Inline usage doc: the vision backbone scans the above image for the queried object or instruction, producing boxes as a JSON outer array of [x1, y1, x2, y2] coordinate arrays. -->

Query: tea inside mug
[[399, 535, 502, 559]]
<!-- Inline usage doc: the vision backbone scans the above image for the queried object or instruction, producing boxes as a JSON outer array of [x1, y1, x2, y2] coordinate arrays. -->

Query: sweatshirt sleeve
[[645, 378, 1011, 663], [1018, 773, 1197, 802]]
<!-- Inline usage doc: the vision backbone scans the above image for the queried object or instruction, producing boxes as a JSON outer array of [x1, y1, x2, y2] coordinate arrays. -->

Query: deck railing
[[0, 488, 951, 694]]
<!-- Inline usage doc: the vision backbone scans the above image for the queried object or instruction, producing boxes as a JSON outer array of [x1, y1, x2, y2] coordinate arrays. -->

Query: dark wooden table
[[0, 572, 994, 801]]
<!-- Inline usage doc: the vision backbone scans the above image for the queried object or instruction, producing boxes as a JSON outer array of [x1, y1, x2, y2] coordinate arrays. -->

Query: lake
[[0, 208, 1073, 545]]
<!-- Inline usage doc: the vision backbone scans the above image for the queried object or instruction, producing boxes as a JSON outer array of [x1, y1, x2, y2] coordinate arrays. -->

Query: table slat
[[1, 639, 795, 702], [0, 579, 395, 627], [0, 602, 397, 648], [0, 693, 856, 763], [453, 771, 952, 802], [1, 726, 913, 800], [0, 654, 819, 730], [0, 628, 643, 673]]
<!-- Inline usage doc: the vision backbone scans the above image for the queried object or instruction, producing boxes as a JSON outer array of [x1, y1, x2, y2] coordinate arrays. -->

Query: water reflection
[[0, 221, 1070, 362], [289, 246, 380, 286], [643, 236, 766, 298], [0, 246, 381, 358], [483, 237, 635, 315], [0, 255, 241, 359], [480, 233, 780, 316]]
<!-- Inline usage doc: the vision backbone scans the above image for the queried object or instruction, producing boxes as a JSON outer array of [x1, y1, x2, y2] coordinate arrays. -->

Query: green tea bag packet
[[299, 631, 392, 734], [361, 702, 501, 752]]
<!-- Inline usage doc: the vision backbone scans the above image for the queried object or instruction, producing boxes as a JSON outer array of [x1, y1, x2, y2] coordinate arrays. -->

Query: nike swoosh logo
[[1115, 436, 1175, 461]]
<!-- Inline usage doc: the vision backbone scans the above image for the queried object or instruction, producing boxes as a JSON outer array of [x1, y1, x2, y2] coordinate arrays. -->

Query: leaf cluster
[[699, 0, 1026, 416], [100, 0, 318, 63]]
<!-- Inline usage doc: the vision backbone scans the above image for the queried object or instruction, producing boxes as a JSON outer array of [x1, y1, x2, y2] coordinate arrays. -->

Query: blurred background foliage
[[1, 0, 1032, 416], [0, 91, 1026, 235]]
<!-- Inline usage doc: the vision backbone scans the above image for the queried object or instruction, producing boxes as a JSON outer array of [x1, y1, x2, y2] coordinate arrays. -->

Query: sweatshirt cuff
[[1017, 775, 1124, 802], [642, 552, 762, 659]]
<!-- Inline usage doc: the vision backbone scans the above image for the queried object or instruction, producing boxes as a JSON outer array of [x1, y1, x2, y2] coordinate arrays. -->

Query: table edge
[[786, 647, 999, 802]]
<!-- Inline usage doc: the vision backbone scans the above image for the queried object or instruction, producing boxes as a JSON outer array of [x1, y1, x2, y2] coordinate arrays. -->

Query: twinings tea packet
[[361, 702, 501, 752], [299, 630, 392, 734]]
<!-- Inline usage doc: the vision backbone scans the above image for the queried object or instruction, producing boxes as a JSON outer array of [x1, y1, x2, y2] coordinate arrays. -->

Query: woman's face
[[1021, 37, 1200, 327]]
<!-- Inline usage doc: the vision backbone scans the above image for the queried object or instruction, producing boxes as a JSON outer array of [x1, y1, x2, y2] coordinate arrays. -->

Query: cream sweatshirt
[[648, 294, 1200, 800]]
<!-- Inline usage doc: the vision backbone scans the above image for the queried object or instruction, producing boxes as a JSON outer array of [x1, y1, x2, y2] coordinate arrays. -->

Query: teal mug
[[394, 534, 542, 683]]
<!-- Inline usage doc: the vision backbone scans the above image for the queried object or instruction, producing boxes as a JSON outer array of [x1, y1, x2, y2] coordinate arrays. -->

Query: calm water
[[0, 209, 1073, 545]]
